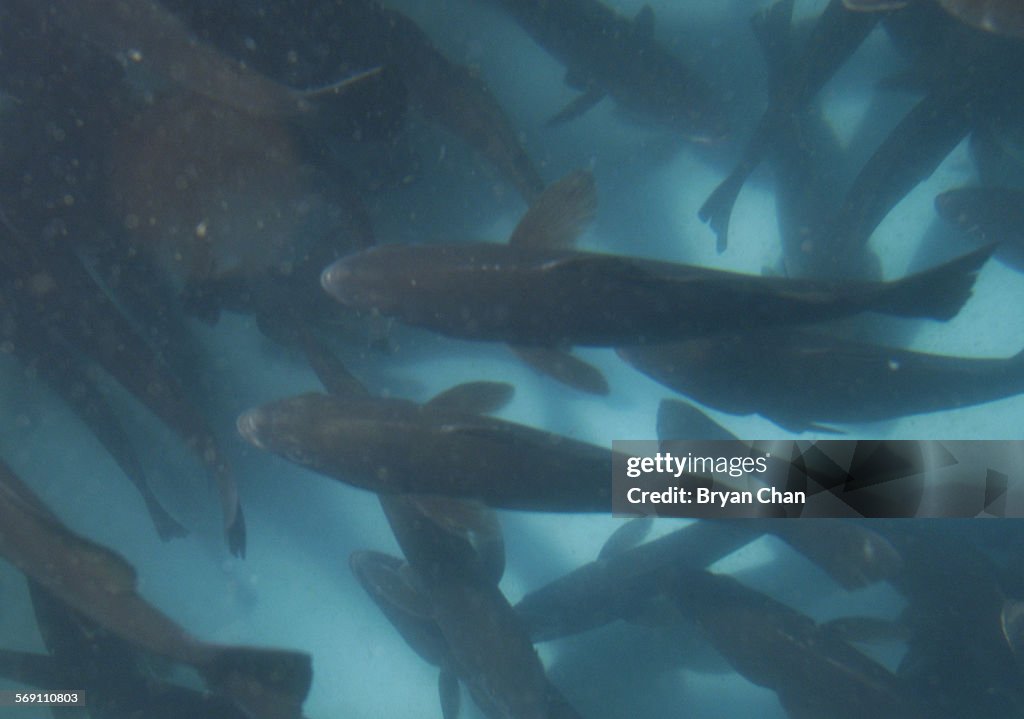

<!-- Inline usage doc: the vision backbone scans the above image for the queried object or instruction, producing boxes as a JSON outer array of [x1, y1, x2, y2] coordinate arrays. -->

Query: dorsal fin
[[509, 170, 597, 249], [634, 5, 656, 43], [425, 382, 514, 414]]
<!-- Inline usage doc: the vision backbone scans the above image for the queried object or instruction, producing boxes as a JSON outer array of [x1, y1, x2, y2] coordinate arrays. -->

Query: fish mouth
[[236, 410, 267, 448]]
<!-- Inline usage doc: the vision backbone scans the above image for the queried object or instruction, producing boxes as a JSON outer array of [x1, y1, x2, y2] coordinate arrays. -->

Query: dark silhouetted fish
[[488, 0, 728, 142], [0, 215, 244, 555], [665, 566, 927, 719], [0, 302, 186, 541], [699, 0, 882, 250], [620, 328, 1024, 432], [516, 518, 900, 642], [870, 520, 1024, 717], [0, 458, 311, 719], [0, 578, 252, 718], [17, 0, 379, 118], [163, 0, 545, 203], [937, 186, 1024, 270], [237, 388, 616, 513], [807, 0, 1024, 274], [387, 493, 583, 719], [322, 170, 992, 347], [753, 0, 882, 279], [350, 550, 464, 719]]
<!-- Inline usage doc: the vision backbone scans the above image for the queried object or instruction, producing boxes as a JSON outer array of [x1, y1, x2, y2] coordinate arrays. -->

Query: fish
[[354, 489, 582, 718], [323, 170, 993, 346], [488, 0, 728, 142], [869, 520, 1024, 716], [936, 186, 1024, 270], [699, 0, 882, 250], [516, 517, 900, 643], [619, 328, 1024, 432], [236, 388, 616, 513], [350, 550, 463, 719], [665, 566, 928, 719], [161, 0, 545, 203], [805, 4, 1024, 277], [4, 579, 252, 718], [752, 0, 882, 279], [0, 214, 245, 556], [0, 458, 311, 719], [0, 295, 186, 542], [18, 0, 378, 118]]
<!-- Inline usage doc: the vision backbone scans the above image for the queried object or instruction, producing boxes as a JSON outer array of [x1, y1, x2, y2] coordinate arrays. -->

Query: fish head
[[321, 247, 407, 313], [237, 393, 426, 491]]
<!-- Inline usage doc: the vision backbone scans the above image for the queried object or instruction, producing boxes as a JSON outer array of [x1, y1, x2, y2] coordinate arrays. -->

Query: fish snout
[[321, 260, 352, 299], [236, 409, 268, 448]]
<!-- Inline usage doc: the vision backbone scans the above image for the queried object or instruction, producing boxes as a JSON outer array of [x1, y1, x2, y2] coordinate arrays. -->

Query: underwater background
[[1, 0, 1023, 717]]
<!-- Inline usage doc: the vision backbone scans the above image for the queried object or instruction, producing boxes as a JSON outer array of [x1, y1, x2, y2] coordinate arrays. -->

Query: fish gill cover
[[0, 1, 1023, 718]]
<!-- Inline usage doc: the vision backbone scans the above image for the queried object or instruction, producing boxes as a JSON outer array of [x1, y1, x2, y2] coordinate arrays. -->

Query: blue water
[[1, 1, 1023, 717]]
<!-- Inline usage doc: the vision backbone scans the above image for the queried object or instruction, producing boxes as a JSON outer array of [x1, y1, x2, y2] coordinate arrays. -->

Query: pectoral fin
[[508, 169, 598, 250]]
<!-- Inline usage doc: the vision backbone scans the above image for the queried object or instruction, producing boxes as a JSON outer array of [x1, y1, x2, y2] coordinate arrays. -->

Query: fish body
[[237, 392, 613, 512], [323, 241, 991, 346], [668, 567, 926, 719], [621, 329, 1024, 431]]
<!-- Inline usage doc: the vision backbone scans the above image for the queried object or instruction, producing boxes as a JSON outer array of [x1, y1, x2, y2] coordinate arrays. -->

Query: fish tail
[[698, 171, 744, 253], [872, 244, 995, 320]]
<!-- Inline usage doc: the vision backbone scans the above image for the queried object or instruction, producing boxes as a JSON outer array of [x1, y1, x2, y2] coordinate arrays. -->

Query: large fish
[[0, 578, 252, 718], [699, 0, 882, 250], [160, 0, 545, 203], [488, 0, 728, 142], [806, 2, 1024, 276], [665, 565, 928, 719], [0, 291, 186, 542], [0, 458, 311, 719], [0, 215, 245, 556], [323, 172, 992, 347], [237, 388, 616, 513], [516, 516, 901, 643], [374, 494, 583, 719], [869, 520, 1024, 717], [18, 0, 378, 118], [620, 328, 1024, 432], [753, 0, 881, 279]]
